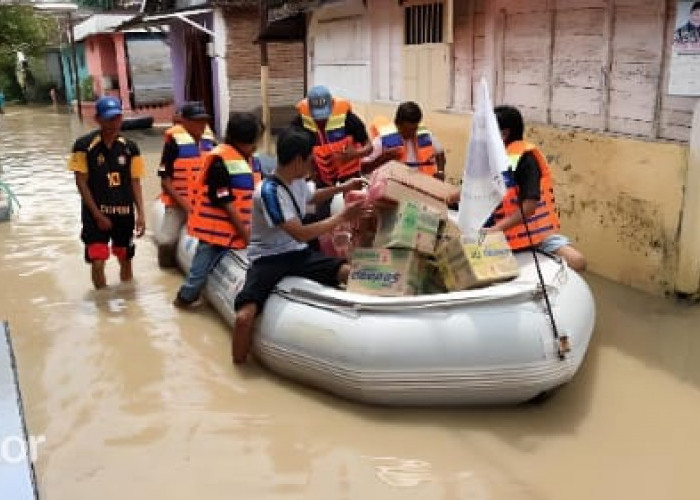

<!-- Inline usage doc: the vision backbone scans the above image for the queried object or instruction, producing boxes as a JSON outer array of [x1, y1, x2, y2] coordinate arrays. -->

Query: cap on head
[[95, 96, 123, 119], [307, 85, 333, 121], [180, 101, 210, 121]]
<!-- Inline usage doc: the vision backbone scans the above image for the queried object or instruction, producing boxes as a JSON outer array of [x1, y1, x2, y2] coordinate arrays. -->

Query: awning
[[115, 7, 214, 37], [265, 0, 346, 23], [73, 14, 137, 41], [258, 0, 347, 42]]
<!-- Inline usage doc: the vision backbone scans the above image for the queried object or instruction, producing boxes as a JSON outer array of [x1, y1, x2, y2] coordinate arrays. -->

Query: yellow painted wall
[[352, 102, 689, 295]]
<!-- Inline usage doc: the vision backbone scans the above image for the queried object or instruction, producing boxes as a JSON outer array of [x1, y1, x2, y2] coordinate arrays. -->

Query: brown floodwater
[[2, 107, 700, 500]]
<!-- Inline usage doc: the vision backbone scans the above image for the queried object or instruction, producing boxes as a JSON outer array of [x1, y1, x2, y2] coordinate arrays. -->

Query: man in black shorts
[[232, 127, 365, 364], [68, 96, 146, 289]]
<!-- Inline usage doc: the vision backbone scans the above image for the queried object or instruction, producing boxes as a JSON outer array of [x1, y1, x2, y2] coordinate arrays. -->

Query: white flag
[[457, 78, 509, 239]]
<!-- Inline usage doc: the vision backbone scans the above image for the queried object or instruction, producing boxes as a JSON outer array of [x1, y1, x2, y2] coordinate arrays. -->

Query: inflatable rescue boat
[[164, 203, 596, 405]]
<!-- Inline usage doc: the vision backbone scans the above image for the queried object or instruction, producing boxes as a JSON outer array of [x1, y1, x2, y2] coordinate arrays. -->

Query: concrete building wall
[[306, 0, 700, 296], [167, 13, 217, 129], [169, 22, 187, 107], [82, 33, 130, 108], [224, 8, 304, 123]]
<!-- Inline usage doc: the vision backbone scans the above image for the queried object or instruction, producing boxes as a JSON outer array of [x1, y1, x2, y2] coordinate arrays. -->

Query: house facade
[[305, 0, 700, 297], [65, 13, 176, 122], [126, 0, 305, 135]]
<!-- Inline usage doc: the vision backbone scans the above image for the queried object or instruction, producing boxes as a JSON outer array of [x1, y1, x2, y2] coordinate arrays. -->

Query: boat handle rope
[[279, 283, 554, 314], [515, 190, 570, 360], [0, 180, 20, 215]]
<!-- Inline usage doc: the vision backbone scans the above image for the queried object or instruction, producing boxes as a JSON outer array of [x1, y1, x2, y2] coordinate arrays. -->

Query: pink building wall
[[81, 31, 174, 123], [84, 32, 130, 110]]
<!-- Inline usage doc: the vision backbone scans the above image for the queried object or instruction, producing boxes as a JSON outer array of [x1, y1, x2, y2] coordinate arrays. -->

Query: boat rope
[[516, 198, 570, 360], [280, 279, 554, 315], [0, 179, 20, 216]]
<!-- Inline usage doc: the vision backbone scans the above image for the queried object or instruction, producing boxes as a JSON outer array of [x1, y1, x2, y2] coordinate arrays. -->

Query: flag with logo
[[457, 78, 508, 239]]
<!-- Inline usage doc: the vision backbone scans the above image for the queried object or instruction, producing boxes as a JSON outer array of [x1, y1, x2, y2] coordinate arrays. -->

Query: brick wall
[[224, 9, 304, 123]]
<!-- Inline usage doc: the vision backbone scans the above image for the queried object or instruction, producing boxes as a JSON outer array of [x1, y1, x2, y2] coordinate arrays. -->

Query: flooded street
[[2, 107, 700, 500]]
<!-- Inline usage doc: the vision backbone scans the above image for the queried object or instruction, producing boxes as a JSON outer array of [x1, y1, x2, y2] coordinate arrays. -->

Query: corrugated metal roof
[[73, 13, 137, 41], [265, 0, 345, 23]]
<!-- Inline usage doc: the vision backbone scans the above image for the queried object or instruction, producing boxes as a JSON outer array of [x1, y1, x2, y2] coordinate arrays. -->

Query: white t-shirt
[[247, 177, 311, 261], [362, 134, 444, 164]]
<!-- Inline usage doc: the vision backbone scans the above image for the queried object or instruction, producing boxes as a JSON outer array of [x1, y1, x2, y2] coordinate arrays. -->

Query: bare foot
[[232, 304, 257, 364]]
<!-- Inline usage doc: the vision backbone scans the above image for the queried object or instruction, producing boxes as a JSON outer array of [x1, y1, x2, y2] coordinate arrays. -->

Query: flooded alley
[[1, 107, 700, 500]]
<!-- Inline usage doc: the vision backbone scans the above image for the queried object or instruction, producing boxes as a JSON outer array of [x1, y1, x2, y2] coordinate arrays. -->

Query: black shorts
[[81, 214, 135, 262], [234, 247, 346, 312]]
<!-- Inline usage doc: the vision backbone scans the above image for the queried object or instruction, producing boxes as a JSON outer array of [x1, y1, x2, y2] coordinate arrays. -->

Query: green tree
[[0, 6, 57, 100]]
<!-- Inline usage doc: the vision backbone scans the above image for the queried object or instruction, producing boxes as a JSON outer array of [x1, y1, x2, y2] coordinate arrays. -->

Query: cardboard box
[[372, 179, 448, 217], [437, 218, 463, 241], [373, 200, 444, 255], [421, 259, 448, 294], [347, 248, 426, 296], [378, 161, 460, 204], [435, 231, 519, 291]]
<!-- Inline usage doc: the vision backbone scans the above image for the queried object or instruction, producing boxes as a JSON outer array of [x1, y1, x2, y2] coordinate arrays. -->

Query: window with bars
[[404, 2, 444, 45]]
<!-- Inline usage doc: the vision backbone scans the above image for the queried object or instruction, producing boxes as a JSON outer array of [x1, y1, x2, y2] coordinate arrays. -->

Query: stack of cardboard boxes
[[346, 162, 519, 297]]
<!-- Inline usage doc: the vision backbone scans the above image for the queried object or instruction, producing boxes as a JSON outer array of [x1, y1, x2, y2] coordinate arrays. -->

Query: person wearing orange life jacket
[[292, 85, 372, 222], [156, 101, 217, 267], [362, 101, 447, 180], [174, 112, 263, 308], [483, 105, 587, 272]]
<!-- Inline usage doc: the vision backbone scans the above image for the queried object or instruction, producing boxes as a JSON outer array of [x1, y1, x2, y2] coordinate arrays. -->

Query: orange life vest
[[491, 141, 560, 250], [368, 115, 389, 140], [373, 118, 437, 177], [296, 97, 360, 183], [161, 125, 216, 207], [187, 145, 257, 249], [163, 124, 180, 143]]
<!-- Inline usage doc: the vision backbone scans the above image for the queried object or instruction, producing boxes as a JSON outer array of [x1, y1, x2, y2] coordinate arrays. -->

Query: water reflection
[[1, 107, 700, 500]]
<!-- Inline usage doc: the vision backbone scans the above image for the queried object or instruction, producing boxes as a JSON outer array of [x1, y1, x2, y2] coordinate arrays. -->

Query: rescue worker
[[156, 101, 216, 267], [173, 112, 263, 308], [292, 85, 372, 221], [362, 101, 446, 179], [232, 127, 365, 364], [484, 105, 586, 272], [68, 96, 146, 289]]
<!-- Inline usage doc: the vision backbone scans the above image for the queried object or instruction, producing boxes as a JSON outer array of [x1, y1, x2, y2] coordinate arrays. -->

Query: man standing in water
[[156, 101, 216, 267], [68, 96, 146, 289]]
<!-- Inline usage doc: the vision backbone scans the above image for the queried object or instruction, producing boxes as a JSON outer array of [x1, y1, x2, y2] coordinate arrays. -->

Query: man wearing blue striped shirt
[[232, 127, 365, 364]]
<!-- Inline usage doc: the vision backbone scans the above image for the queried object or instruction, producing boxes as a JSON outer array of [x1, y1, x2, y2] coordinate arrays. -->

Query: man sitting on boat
[[362, 101, 446, 180], [293, 85, 373, 223], [483, 105, 587, 272], [174, 112, 263, 308], [232, 127, 366, 364]]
